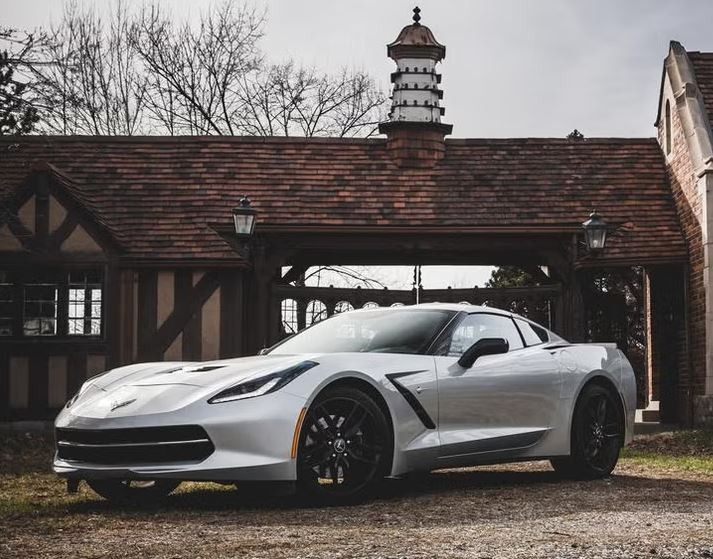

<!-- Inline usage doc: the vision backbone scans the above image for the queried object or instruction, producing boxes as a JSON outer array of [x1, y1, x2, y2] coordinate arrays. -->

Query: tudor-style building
[[0, 10, 712, 426]]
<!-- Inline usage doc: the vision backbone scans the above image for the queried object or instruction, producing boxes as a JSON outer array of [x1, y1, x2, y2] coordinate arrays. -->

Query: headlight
[[208, 361, 318, 404], [65, 388, 83, 408], [65, 369, 112, 408], [65, 381, 93, 408]]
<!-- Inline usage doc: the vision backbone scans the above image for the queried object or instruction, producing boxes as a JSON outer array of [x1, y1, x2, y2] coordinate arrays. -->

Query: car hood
[[66, 354, 318, 419], [93, 354, 316, 391]]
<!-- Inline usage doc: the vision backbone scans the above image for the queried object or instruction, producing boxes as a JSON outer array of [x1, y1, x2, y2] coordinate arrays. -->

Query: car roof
[[352, 302, 512, 316], [355, 303, 564, 340]]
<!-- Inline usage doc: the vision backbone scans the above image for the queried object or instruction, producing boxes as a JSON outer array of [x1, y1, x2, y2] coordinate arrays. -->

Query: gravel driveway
[[2, 456, 713, 559]]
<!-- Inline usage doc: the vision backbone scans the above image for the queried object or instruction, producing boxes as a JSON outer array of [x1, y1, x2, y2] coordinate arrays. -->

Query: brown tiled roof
[[0, 136, 686, 264], [688, 51, 713, 119]]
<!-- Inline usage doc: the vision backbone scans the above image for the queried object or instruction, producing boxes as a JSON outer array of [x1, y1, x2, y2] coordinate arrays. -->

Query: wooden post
[[544, 241, 584, 341], [246, 240, 283, 354], [219, 269, 244, 358], [105, 262, 122, 369]]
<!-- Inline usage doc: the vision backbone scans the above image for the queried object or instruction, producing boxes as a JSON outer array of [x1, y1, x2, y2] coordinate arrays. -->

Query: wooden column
[[119, 269, 136, 365], [219, 269, 244, 358], [246, 241, 283, 354], [105, 262, 122, 369], [565, 271, 586, 342], [136, 270, 159, 361], [545, 242, 584, 341]]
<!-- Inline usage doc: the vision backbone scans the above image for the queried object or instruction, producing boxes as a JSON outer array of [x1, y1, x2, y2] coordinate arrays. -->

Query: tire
[[551, 383, 624, 479], [86, 479, 181, 503], [296, 385, 392, 504]]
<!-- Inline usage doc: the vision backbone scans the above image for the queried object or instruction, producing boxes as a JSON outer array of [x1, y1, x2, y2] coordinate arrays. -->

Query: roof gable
[[657, 41, 713, 176], [0, 164, 120, 257]]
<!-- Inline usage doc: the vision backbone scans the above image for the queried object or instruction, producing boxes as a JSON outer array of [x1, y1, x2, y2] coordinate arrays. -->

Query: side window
[[439, 313, 524, 357], [0, 269, 104, 338], [515, 318, 549, 345]]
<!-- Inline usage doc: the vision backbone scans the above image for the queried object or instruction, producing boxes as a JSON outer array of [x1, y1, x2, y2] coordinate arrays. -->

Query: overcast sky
[[7, 0, 713, 138], [5, 0, 713, 288]]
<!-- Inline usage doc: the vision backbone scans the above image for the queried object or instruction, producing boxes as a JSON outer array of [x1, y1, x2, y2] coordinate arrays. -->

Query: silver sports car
[[54, 303, 636, 503]]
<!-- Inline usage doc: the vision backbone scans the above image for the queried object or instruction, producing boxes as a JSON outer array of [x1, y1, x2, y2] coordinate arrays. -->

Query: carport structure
[[213, 135, 689, 423]]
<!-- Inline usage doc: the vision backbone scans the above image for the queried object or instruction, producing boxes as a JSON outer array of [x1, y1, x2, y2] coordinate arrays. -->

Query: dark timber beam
[[280, 264, 310, 285]]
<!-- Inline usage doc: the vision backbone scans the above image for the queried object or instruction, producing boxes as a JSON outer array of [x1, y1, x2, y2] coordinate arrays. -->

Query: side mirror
[[257, 348, 269, 356], [457, 337, 509, 368]]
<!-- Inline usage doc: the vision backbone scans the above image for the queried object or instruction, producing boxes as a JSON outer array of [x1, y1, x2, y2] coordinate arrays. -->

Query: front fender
[[281, 353, 441, 476]]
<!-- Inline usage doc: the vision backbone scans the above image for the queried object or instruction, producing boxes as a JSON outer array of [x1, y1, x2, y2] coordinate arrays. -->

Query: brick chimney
[[379, 6, 453, 168]]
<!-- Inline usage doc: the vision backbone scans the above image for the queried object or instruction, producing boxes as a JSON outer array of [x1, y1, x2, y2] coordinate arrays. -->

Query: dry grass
[[1, 430, 713, 558]]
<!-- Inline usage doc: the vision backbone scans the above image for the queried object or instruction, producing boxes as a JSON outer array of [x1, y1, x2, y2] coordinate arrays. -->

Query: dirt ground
[[2, 432, 713, 559]]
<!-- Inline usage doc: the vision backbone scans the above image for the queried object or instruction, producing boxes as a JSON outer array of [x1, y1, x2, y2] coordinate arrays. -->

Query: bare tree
[[131, 0, 265, 135], [30, 0, 387, 138], [235, 62, 386, 137], [0, 28, 50, 135], [38, 1, 149, 135], [302, 266, 387, 289]]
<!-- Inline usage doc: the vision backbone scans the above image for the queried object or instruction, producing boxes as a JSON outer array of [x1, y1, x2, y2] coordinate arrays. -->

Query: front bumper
[[53, 389, 308, 482]]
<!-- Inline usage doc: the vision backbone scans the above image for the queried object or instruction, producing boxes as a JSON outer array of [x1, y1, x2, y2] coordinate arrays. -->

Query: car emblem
[[333, 438, 347, 453], [110, 398, 136, 412]]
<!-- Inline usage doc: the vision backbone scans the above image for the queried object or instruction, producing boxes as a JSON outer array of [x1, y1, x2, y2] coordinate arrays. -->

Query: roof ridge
[[445, 137, 658, 144], [0, 135, 659, 146], [0, 135, 386, 145]]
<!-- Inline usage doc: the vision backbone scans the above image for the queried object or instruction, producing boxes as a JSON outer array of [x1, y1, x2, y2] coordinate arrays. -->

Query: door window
[[437, 313, 524, 357]]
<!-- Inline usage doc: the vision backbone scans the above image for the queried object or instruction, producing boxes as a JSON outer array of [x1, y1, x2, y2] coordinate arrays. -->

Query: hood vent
[[155, 365, 227, 377], [180, 365, 226, 373]]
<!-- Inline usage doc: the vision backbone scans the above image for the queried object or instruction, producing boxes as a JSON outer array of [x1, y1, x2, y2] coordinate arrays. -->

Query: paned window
[[0, 269, 103, 338]]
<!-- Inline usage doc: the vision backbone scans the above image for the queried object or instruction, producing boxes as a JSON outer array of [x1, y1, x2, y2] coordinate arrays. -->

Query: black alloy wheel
[[551, 384, 624, 479], [86, 478, 181, 503], [297, 386, 391, 503]]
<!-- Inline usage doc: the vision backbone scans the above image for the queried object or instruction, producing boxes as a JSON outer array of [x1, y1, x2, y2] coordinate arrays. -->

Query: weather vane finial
[[412, 6, 421, 24]]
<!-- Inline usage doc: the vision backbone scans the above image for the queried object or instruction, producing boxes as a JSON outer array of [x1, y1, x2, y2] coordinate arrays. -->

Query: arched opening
[[306, 300, 328, 326], [334, 301, 354, 314], [280, 298, 298, 335]]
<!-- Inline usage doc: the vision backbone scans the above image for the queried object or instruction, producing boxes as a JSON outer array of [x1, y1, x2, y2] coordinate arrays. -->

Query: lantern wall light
[[582, 210, 608, 252], [232, 196, 257, 237]]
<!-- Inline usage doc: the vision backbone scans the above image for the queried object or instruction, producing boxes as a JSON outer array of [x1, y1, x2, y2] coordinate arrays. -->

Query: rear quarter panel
[[554, 344, 636, 446]]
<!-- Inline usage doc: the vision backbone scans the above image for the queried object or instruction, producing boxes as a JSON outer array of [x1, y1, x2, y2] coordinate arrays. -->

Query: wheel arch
[[570, 374, 627, 439], [308, 375, 396, 472]]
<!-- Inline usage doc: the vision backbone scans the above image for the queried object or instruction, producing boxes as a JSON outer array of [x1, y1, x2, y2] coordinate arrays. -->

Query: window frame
[[513, 317, 550, 347], [0, 267, 105, 341], [429, 311, 528, 357], [664, 99, 672, 156]]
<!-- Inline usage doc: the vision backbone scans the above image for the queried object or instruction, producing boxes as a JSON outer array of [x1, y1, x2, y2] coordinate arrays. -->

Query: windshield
[[269, 309, 457, 355]]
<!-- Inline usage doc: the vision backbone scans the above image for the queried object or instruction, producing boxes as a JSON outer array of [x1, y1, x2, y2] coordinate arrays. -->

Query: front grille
[[56, 425, 214, 465]]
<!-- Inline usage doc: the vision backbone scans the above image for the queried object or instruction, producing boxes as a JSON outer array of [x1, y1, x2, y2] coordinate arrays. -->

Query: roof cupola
[[379, 7, 452, 167]]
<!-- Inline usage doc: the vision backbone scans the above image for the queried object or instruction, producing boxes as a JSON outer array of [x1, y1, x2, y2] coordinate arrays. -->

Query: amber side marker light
[[291, 407, 308, 459]]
